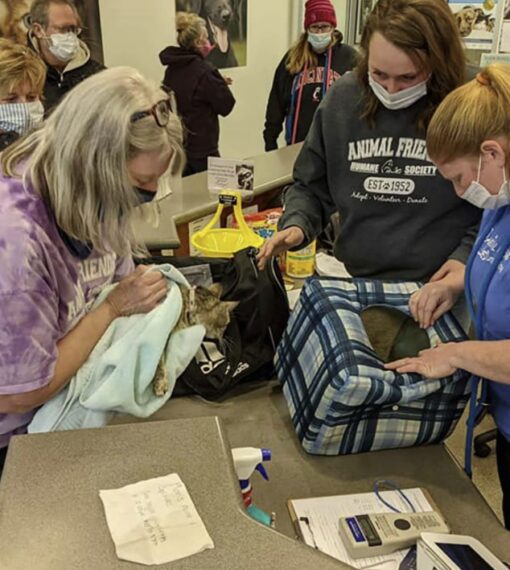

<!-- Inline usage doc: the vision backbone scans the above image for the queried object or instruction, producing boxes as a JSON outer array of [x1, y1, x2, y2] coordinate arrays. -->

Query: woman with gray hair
[[0, 66, 184, 476]]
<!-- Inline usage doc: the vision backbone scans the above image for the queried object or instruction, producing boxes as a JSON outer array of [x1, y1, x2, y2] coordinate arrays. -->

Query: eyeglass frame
[[308, 23, 334, 33], [47, 24, 83, 35], [130, 95, 176, 128]]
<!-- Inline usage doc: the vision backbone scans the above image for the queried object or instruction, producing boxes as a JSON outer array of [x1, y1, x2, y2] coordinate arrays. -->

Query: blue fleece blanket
[[28, 265, 205, 433]]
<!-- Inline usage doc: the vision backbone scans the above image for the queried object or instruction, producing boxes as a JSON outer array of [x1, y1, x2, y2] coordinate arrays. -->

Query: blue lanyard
[[322, 47, 332, 98]]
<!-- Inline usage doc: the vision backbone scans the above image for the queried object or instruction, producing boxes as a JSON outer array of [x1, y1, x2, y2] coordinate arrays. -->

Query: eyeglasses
[[48, 25, 82, 35], [308, 23, 333, 33], [130, 97, 174, 128]]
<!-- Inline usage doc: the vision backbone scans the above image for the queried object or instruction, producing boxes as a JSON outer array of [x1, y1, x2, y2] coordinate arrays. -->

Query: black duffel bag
[[139, 247, 289, 399]]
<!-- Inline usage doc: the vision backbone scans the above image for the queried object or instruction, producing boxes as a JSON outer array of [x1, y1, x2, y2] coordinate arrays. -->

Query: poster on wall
[[175, 0, 248, 69], [498, 0, 510, 52], [355, 0, 377, 44], [0, 0, 104, 63], [448, 0, 498, 50]]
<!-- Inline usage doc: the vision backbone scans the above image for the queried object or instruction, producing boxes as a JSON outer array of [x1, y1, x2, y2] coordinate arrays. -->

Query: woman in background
[[0, 38, 45, 151], [263, 0, 357, 151], [160, 11, 236, 176]]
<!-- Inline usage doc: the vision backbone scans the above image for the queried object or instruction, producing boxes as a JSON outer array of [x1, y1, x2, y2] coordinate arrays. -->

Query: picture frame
[[355, 0, 377, 44]]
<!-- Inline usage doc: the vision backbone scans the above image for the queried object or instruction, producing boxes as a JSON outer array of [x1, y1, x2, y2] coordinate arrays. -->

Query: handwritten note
[[99, 474, 214, 565]]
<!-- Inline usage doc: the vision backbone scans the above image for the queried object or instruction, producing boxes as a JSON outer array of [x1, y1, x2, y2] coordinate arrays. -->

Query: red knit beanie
[[304, 0, 337, 29]]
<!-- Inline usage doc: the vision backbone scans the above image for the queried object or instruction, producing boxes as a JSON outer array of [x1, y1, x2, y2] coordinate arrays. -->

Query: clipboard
[[287, 487, 448, 569]]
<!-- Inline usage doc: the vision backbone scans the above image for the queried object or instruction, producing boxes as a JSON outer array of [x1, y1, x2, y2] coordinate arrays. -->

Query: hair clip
[[476, 73, 490, 87]]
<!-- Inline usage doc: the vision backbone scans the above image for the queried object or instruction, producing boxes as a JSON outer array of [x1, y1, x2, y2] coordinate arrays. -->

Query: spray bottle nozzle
[[256, 463, 269, 481]]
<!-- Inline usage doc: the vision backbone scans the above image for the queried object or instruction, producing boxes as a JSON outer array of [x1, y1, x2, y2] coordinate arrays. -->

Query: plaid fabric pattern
[[276, 278, 471, 455]]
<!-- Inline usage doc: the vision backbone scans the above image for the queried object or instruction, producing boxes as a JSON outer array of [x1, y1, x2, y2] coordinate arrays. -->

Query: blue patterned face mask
[[307, 32, 332, 53], [0, 101, 44, 135]]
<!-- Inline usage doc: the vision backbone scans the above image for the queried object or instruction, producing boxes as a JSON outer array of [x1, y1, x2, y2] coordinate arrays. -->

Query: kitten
[[152, 283, 238, 396]]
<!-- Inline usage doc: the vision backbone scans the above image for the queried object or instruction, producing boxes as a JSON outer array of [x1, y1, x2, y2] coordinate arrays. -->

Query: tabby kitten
[[152, 283, 238, 396]]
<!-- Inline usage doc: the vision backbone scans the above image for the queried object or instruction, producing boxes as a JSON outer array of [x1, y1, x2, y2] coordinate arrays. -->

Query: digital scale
[[338, 511, 449, 558]]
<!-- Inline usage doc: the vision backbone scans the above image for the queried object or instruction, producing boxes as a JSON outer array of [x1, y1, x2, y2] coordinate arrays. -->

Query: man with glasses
[[28, 0, 104, 114]]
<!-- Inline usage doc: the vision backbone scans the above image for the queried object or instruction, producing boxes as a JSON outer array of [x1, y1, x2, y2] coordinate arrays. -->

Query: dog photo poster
[[0, 0, 104, 63], [448, 0, 499, 50], [175, 0, 248, 69]]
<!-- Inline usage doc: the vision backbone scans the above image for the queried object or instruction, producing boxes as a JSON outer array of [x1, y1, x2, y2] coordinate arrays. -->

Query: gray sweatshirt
[[280, 72, 481, 281]]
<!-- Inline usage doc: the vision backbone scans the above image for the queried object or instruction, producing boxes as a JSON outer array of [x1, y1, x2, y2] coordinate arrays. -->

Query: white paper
[[315, 252, 352, 279], [286, 288, 302, 310], [291, 488, 432, 569], [207, 157, 255, 193], [500, 21, 510, 52], [99, 473, 214, 566]]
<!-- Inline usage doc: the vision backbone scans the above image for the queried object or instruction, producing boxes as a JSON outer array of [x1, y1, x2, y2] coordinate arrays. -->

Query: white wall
[[98, 0, 350, 159], [99, 0, 175, 84]]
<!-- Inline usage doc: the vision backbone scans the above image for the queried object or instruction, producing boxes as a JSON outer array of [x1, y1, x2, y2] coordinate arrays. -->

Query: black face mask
[[57, 227, 92, 260], [135, 186, 157, 204]]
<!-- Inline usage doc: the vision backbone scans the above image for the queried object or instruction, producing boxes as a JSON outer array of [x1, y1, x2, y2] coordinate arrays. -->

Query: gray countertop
[[133, 144, 302, 250], [113, 381, 510, 563], [0, 416, 349, 570], [2, 383, 508, 568]]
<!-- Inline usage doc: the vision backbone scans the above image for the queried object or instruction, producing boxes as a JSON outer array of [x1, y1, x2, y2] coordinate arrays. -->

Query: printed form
[[290, 488, 434, 570]]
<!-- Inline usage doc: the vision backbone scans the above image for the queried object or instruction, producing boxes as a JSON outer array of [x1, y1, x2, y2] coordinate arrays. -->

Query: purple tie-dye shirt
[[0, 166, 134, 447]]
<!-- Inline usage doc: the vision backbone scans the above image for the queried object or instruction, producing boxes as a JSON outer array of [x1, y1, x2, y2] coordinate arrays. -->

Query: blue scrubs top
[[468, 206, 510, 442]]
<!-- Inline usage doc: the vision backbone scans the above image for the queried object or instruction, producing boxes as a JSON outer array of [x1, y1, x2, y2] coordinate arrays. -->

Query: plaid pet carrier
[[275, 278, 471, 455]]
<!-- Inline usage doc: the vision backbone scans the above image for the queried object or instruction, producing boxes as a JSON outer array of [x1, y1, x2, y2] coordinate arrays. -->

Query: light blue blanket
[[28, 265, 205, 433]]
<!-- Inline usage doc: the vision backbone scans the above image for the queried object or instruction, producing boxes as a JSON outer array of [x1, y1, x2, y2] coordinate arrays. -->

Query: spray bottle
[[231, 447, 274, 527]]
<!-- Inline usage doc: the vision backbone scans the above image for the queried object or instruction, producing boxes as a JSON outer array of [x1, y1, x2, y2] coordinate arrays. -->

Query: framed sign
[[355, 0, 377, 44], [175, 0, 248, 69], [448, 0, 499, 50]]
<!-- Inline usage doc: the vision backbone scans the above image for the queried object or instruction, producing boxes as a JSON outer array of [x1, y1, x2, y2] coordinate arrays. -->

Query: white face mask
[[0, 100, 44, 135], [48, 32, 79, 62], [461, 155, 510, 209], [368, 72, 428, 110], [307, 32, 332, 53]]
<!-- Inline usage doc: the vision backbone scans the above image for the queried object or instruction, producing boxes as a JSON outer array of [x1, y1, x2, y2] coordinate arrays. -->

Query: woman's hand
[[385, 342, 460, 378], [105, 265, 167, 316], [409, 283, 458, 329], [409, 260, 465, 328], [257, 226, 304, 270]]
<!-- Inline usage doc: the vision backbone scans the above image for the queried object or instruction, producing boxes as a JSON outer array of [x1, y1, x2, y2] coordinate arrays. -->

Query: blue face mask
[[135, 186, 156, 204], [307, 32, 332, 53]]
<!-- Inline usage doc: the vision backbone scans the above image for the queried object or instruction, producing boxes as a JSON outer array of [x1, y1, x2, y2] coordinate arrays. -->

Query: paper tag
[[99, 473, 214, 565], [207, 157, 255, 193]]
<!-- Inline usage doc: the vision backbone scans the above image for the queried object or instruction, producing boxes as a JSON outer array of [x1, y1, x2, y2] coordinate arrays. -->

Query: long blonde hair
[[286, 30, 342, 75], [175, 11, 205, 51], [0, 38, 46, 99], [1, 66, 184, 257], [427, 64, 510, 163], [357, 0, 466, 131]]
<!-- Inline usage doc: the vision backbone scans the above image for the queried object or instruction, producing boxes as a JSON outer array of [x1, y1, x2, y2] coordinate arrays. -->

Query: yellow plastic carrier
[[191, 191, 264, 258]]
